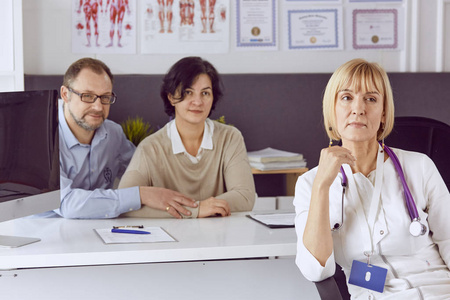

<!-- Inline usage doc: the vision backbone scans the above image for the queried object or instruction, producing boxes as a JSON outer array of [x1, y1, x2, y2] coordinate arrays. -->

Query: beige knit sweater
[[118, 121, 255, 218]]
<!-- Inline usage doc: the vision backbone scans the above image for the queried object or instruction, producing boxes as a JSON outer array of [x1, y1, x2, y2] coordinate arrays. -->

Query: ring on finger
[[166, 206, 170, 211]]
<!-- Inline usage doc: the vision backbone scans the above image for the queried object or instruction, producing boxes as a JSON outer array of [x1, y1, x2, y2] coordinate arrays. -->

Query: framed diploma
[[352, 9, 399, 50], [288, 9, 343, 50], [236, 0, 277, 50]]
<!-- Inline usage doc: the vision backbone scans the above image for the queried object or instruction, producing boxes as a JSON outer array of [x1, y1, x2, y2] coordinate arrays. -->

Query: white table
[[0, 212, 319, 300]]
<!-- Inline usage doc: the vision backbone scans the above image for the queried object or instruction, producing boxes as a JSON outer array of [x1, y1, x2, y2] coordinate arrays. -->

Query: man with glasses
[[57, 57, 197, 219]]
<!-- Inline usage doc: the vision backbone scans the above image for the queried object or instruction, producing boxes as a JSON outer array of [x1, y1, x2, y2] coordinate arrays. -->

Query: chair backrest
[[385, 116, 450, 189]]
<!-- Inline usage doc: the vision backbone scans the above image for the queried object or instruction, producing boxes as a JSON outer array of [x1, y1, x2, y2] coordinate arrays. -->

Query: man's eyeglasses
[[67, 87, 117, 105]]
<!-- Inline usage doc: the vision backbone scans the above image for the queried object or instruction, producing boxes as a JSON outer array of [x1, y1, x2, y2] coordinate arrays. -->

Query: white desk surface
[[0, 212, 297, 270], [0, 212, 321, 300]]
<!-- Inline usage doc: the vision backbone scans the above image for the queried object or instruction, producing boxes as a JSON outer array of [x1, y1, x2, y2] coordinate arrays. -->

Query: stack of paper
[[247, 147, 306, 171]]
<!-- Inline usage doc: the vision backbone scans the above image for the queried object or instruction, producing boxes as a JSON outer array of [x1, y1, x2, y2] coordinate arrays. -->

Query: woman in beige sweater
[[119, 57, 255, 218]]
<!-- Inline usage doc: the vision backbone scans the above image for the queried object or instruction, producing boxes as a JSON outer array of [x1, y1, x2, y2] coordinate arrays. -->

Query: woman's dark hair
[[160, 56, 223, 117]]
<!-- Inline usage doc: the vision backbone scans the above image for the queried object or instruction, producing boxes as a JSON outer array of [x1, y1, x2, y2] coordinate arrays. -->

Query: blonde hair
[[323, 58, 395, 141]]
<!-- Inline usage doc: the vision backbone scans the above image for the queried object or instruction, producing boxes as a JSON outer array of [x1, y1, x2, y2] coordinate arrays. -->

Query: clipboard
[[246, 212, 295, 228]]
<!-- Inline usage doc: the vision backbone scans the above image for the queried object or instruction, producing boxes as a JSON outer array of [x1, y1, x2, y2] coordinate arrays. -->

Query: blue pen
[[111, 228, 151, 234]]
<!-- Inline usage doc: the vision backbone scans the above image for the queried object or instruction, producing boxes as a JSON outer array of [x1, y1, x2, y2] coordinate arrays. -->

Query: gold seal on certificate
[[310, 37, 317, 44], [371, 35, 379, 44], [251, 27, 261, 37]]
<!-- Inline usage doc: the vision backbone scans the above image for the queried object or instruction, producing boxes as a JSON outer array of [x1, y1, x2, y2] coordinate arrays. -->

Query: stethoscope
[[332, 142, 427, 237]]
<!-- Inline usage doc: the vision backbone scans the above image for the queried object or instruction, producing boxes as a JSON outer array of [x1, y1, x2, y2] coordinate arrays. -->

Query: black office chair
[[385, 116, 450, 189], [314, 264, 351, 300], [313, 116, 450, 299]]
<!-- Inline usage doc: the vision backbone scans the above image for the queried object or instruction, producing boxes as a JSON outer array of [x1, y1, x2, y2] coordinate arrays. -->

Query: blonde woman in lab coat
[[294, 58, 450, 299]]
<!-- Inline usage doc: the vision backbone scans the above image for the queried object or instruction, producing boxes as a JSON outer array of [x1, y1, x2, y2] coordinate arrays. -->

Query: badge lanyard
[[338, 143, 428, 293], [342, 144, 385, 254], [344, 144, 387, 293]]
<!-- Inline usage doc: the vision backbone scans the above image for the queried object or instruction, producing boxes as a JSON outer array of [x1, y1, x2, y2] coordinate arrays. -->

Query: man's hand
[[139, 187, 197, 219], [198, 197, 230, 218]]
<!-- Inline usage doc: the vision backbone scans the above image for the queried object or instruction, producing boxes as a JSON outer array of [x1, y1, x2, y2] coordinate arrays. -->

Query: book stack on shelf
[[247, 147, 307, 171]]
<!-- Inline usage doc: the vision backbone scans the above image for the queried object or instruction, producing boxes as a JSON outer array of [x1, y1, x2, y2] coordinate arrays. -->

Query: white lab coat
[[294, 148, 450, 299]]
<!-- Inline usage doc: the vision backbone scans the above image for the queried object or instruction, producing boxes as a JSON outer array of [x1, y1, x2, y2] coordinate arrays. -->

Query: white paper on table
[[94, 227, 176, 244]]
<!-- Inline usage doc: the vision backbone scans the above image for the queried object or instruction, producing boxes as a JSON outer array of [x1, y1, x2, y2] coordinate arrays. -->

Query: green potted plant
[[215, 115, 233, 126], [121, 116, 154, 146]]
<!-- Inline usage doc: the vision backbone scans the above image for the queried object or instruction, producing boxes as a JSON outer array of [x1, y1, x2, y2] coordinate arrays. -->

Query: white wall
[[0, 0, 23, 91], [22, 0, 450, 75]]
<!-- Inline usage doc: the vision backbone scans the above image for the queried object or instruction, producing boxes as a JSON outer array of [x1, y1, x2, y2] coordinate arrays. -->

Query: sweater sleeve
[[118, 138, 179, 218], [214, 128, 256, 212]]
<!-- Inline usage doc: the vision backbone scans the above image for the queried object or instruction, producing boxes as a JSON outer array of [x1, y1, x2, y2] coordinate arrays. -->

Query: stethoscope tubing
[[338, 143, 421, 226], [382, 144, 419, 220]]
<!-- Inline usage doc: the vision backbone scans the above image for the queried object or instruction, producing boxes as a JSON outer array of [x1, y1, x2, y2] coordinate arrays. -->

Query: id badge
[[348, 260, 387, 293]]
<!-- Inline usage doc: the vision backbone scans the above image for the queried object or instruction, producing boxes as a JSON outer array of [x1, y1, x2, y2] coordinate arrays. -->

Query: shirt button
[[380, 230, 384, 235], [129, 208, 133, 211]]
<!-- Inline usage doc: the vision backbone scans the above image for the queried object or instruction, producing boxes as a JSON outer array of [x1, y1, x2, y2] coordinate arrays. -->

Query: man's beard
[[69, 106, 105, 131]]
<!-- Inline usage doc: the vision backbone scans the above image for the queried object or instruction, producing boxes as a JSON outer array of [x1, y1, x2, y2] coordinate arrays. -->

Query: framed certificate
[[236, 0, 277, 49], [288, 8, 343, 50], [352, 9, 399, 50]]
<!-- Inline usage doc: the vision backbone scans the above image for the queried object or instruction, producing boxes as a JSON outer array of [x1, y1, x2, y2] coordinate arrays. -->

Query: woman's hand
[[302, 146, 355, 265], [198, 197, 231, 218], [139, 187, 198, 219], [315, 146, 356, 188]]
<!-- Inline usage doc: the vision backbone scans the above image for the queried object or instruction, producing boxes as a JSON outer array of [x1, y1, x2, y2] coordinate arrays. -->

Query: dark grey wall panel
[[25, 73, 450, 196]]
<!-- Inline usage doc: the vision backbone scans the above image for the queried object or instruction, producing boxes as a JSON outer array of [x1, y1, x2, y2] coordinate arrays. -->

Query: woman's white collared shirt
[[294, 148, 450, 299], [167, 118, 214, 164]]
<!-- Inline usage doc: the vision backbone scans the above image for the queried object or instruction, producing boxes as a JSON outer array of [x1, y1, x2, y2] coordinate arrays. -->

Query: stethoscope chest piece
[[409, 219, 427, 237]]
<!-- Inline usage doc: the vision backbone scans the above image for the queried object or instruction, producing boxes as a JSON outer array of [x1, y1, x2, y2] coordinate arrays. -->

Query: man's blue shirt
[[58, 102, 141, 218]]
